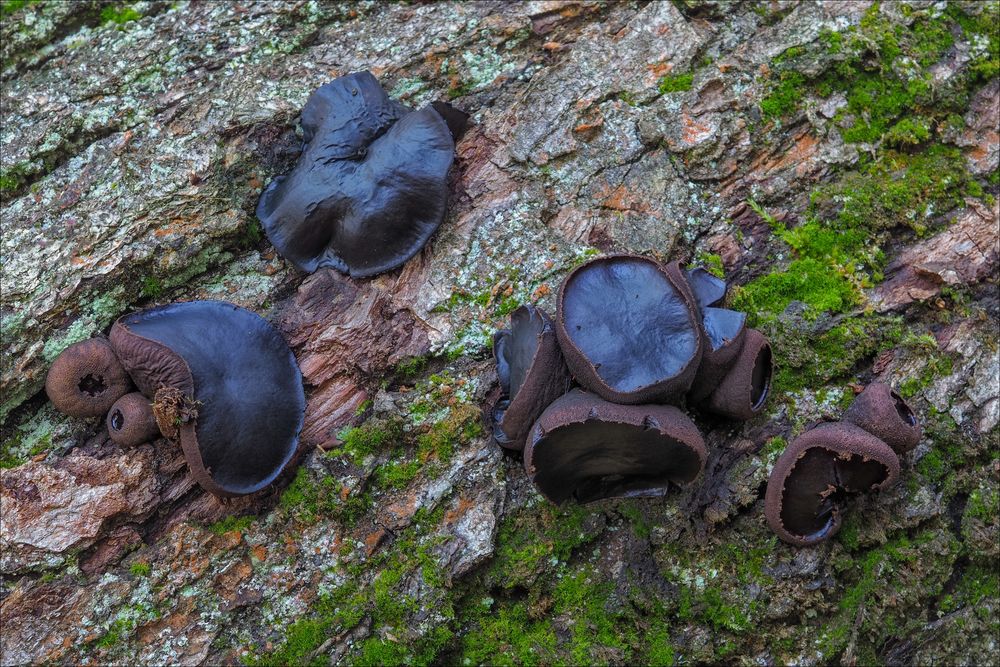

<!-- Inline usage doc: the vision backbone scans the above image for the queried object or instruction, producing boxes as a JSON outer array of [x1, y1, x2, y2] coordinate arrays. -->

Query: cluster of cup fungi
[[42, 71, 920, 547], [46, 302, 305, 497], [492, 254, 921, 546], [491, 255, 772, 504]]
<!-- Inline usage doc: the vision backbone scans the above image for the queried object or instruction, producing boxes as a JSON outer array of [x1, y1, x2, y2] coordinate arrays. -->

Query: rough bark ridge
[[1, 1, 998, 665]]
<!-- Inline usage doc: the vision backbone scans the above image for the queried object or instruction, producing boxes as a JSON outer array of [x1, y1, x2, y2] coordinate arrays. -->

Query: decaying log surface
[[1, 1, 997, 665]]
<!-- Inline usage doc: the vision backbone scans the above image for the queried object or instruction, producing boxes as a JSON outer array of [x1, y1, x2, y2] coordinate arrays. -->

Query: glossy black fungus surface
[[685, 267, 726, 308], [256, 71, 466, 277], [765, 421, 900, 546], [555, 255, 702, 404], [492, 305, 571, 450], [524, 390, 706, 504], [110, 301, 305, 497]]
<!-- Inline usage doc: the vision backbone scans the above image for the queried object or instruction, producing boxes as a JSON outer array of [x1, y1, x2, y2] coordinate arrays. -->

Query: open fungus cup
[[843, 382, 921, 455], [45, 338, 131, 418], [256, 71, 468, 278], [555, 255, 703, 405], [765, 421, 900, 546], [492, 305, 572, 450], [524, 389, 706, 504], [110, 301, 305, 497]]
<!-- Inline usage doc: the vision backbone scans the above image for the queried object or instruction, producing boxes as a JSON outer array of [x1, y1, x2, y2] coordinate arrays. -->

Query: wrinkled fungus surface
[[556, 255, 702, 404], [492, 305, 571, 450], [765, 421, 900, 546], [110, 301, 305, 497], [45, 338, 131, 417], [256, 71, 466, 277], [524, 389, 706, 504], [844, 381, 921, 455]]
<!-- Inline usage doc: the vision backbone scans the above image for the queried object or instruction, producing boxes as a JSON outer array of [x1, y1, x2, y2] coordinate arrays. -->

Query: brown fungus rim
[[492, 305, 571, 450], [109, 323, 232, 496], [843, 382, 921, 455], [106, 391, 162, 447], [764, 421, 901, 546], [703, 328, 772, 420], [523, 389, 706, 504], [44, 338, 132, 418]]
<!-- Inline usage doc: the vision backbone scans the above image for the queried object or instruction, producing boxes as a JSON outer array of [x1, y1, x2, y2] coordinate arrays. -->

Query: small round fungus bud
[[45, 338, 131, 417], [107, 392, 161, 447]]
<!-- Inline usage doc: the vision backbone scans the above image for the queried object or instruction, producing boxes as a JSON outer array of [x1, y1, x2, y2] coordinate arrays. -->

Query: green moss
[[964, 486, 1000, 523], [459, 600, 558, 666], [207, 514, 256, 536], [947, 2, 1000, 83], [0, 161, 31, 193], [415, 402, 482, 471], [140, 276, 163, 299], [279, 467, 370, 526], [658, 72, 693, 94], [394, 355, 428, 382], [883, 116, 932, 146], [488, 504, 599, 589], [100, 4, 141, 25], [617, 502, 651, 539], [0, 431, 50, 468], [645, 624, 675, 666], [731, 256, 859, 321], [553, 568, 633, 664], [128, 561, 151, 577], [0, 0, 36, 19], [691, 252, 725, 278], [759, 71, 805, 119], [821, 529, 961, 659], [332, 418, 405, 466]]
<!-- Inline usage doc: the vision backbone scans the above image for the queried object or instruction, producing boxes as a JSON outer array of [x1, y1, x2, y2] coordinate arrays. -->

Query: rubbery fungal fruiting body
[[555, 255, 703, 405], [703, 328, 772, 421], [110, 301, 305, 497], [765, 421, 900, 546], [685, 267, 726, 308], [524, 389, 706, 504], [256, 71, 467, 278], [687, 306, 748, 404], [45, 338, 131, 417], [107, 392, 161, 447], [843, 382, 921, 455], [492, 305, 572, 450]]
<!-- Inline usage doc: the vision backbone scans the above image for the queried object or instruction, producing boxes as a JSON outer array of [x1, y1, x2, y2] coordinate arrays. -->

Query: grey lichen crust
[[1, 1, 998, 666]]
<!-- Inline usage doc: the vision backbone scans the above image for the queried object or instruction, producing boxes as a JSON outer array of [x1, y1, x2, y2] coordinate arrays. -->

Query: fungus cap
[[524, 389, 706, 504], [555, 255, 703, 404], [256, 71, 465, 277], [843, 382, 921, 455], [109, 301, 305, 497], [764, 421, 900, 546], [45, 338, 131, 417], [492, 305, 571, 450], [703, 328, 772, 420]]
